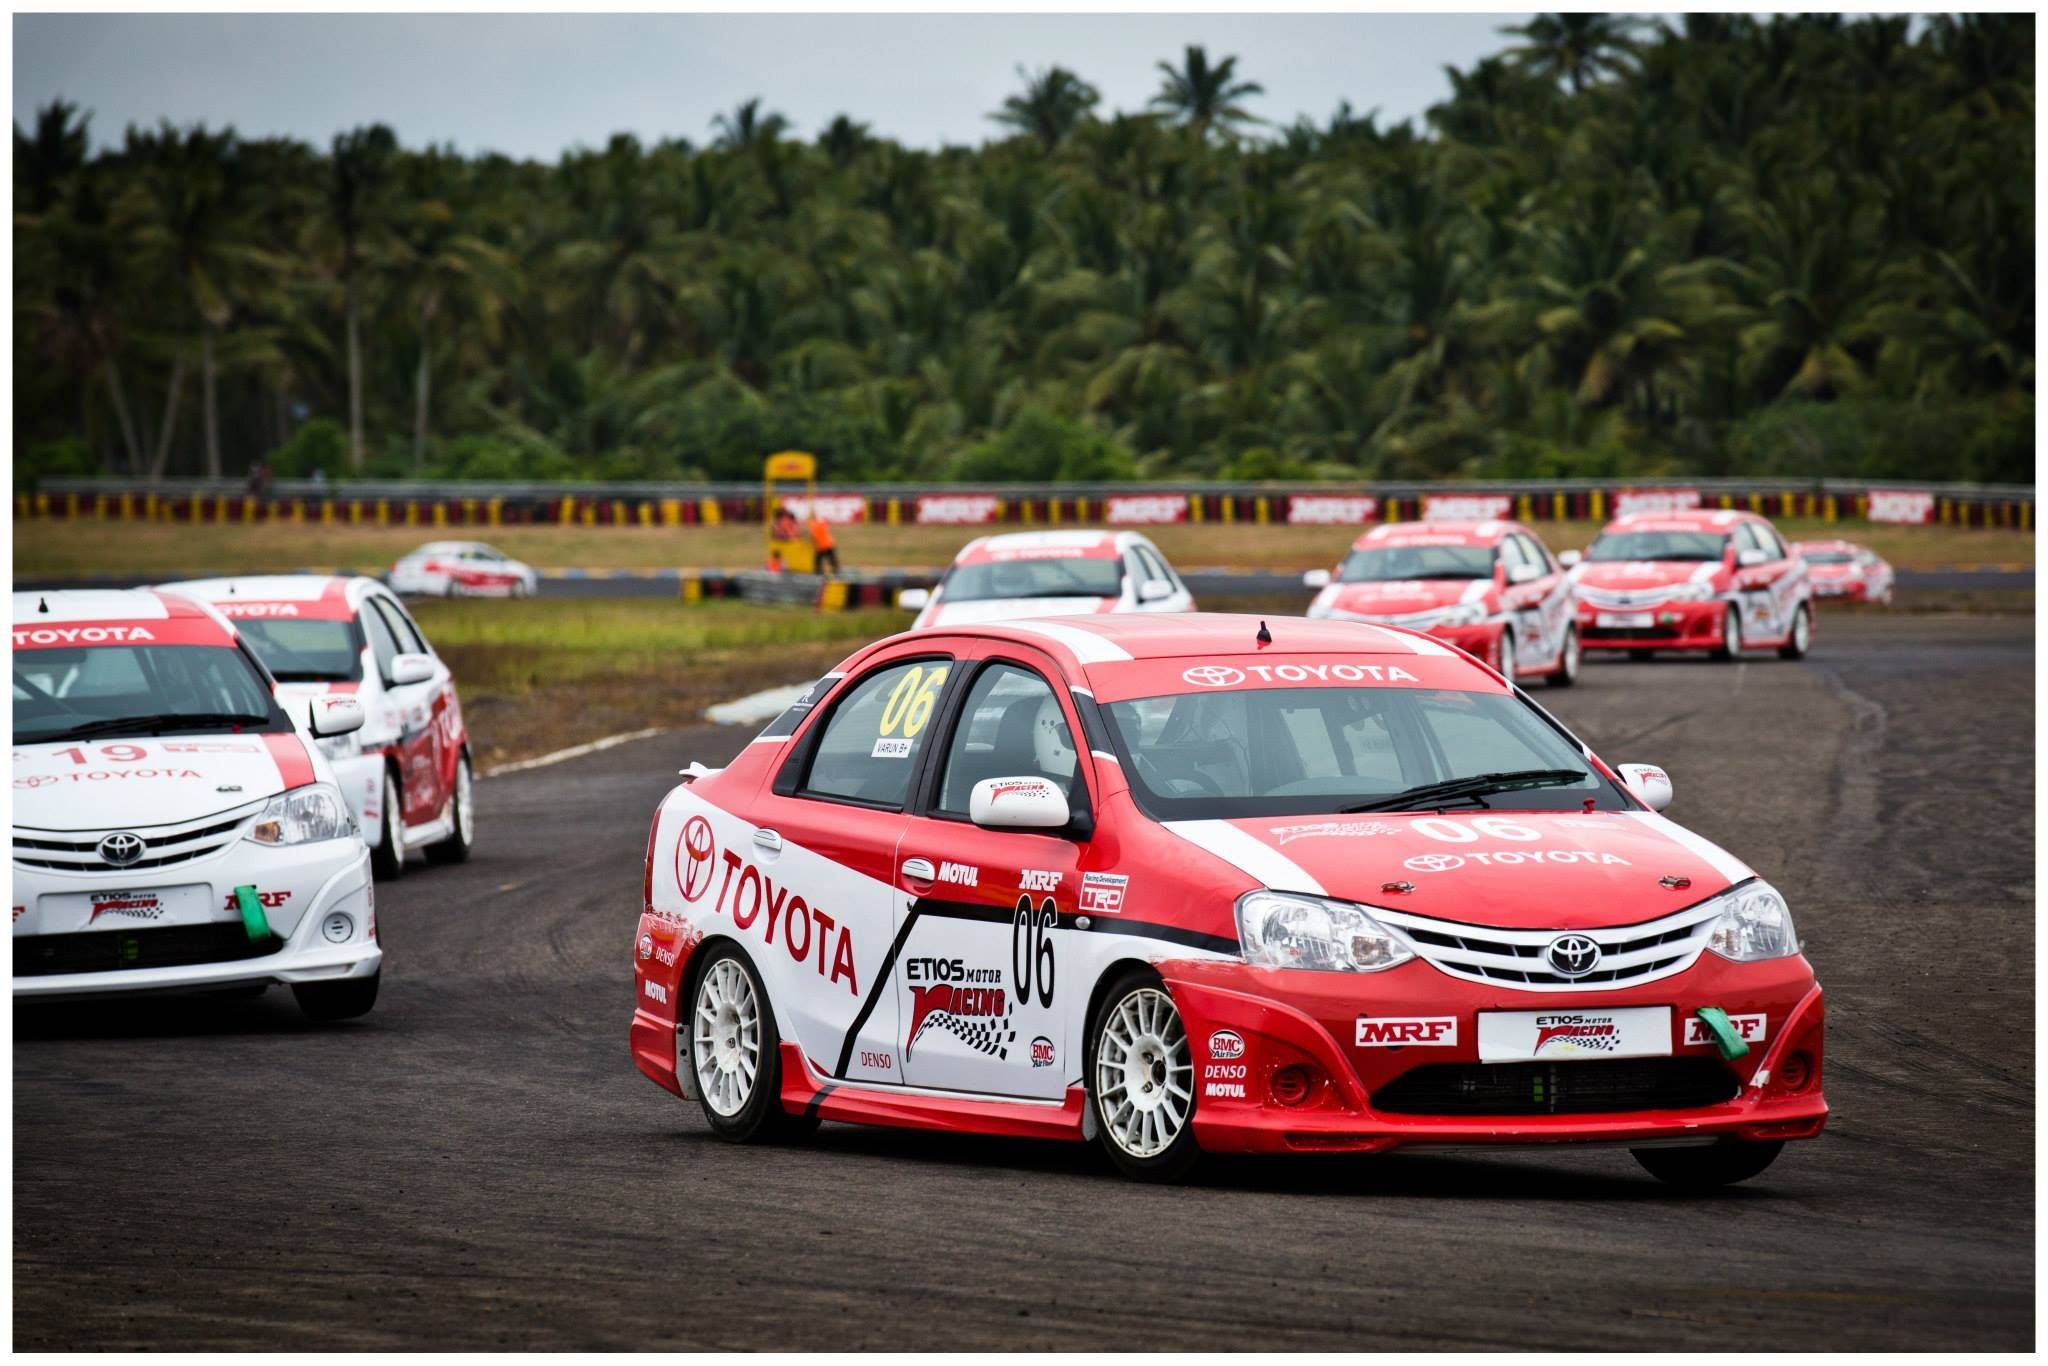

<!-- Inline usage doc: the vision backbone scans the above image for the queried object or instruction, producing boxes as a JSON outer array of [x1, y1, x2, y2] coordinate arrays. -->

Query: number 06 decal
[[1012, 895, 1056, 1008], [878, 664, 949, 740], [1412, 815, 1542, 843]]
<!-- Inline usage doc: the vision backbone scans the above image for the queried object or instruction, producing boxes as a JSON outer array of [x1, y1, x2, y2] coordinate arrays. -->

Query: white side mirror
[[1558, 549, 1583, 568], [390, 653, 436, 686], [1616, 763, 1673, 811], [1507, 563, 1541, 584], [970, 776, 1071, 830], [1302, 568, 1333, 589], [307, 694, 365, 738], [897, 587, 931, 611], [1137, 579, 1174, 603], [1737, 548, 1768, 568]]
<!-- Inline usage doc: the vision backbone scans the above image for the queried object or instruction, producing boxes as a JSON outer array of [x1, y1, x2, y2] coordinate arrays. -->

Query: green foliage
[[1725, 398, 2036, 485], [267, 418, 348, 478], [950, 409, 1138, 483], [17, 437, 96, 490]]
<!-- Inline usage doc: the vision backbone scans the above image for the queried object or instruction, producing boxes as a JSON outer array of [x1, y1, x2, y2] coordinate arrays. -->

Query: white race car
[[12, 590, 382, 1018], [158, 575, 476, 880], [387, 541, 538, 598], [898, 530, 1195, 629]]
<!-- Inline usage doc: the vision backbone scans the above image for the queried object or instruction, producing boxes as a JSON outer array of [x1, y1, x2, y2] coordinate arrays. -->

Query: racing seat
[[942, 695, 1047, 813]]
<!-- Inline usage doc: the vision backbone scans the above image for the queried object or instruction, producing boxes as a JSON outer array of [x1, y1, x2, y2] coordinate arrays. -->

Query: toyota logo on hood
[[97, 832, 147, 867], [1182, 666, 1245, 688], [1545, 934, 1602, 977]]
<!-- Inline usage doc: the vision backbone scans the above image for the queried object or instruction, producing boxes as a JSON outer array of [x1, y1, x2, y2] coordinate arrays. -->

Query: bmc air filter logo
[[675, 816, 717, 902], [97, 832, 146, 867], [1182, 665, 1245, 688], [1545, 934, 1602, 978], [1208, 1029, 1246, 1060]]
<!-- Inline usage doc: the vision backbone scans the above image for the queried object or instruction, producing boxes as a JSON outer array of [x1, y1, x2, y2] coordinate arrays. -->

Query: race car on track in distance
[[12, 590, 382, 1018], [1302, 520, 1579, 686], [896, 530, 1194, 629], [387, 541, 538, 598], [630, 612, 1826, 1186], [1568, 509, 1813, 661], [1791, 540, 1896, 605], [158, 575, 476, 880]]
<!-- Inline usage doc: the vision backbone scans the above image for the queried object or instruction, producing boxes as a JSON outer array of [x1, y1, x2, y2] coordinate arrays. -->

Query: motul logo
[[12, 625, 157, 646], [1355, 1016, 1458, 1047]]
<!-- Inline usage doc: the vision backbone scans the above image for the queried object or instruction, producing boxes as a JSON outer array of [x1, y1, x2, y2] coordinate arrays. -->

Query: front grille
[[1372, 899, 1724, 993], [13, 811, 251, 872], [1373, 1057, 1740, 1115], [13, 924, 282, 976], [1577, 585, 1683, 609]]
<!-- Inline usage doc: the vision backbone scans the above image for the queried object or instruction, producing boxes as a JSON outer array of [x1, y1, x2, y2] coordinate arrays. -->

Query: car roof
[[958, 529, 1120, 556], [157, 574, 377, 620], [1357, 519, 1522, 549], [11, 588, 240, 645], [1790, 539, 1860, 553], [1603, 509, 1754, 533]]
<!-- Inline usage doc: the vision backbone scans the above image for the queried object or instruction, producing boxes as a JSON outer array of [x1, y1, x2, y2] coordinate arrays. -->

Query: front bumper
[[13, 838, 380, 999], [1160, 953, 1826, 1154], [1577, 598, 1726, 652]]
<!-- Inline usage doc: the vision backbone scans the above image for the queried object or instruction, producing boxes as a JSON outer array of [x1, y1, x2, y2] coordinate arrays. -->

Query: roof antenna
[[227, 582, 236, 594], [1255, 619, 1272, 646], [37, 597, 49, 614]]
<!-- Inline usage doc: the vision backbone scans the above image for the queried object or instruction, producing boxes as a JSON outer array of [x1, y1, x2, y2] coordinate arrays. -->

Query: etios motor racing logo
[[904, 958, 1013, 1060], [1533, 1014, 1621, 1054], [1182, 665, 1245, 688], [675, 815, 717, 902]]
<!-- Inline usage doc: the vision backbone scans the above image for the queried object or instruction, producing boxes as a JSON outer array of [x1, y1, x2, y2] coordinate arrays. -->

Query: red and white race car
[[630, 613, 1825, 1186], [1570, 509, 1813, 660], [159, 575, 475, 879], [13, 590, 381, 1017], [1302, 520, 1579, 685], [388, 541, 538, 598], [897, 530, 1194, 629], [1791, 540, 1896, 605]]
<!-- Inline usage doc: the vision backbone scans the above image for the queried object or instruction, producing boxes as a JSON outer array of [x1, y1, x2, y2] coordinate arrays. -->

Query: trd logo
[[1355, 1017, 1458, 1047]]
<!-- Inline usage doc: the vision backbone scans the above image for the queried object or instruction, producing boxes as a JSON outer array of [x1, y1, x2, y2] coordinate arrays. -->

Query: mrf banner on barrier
[[1612, 488, 1702, 517], [1423, 493, 1513, 521], [783, 494, 869, 524], [1287, 494, 1380, 525], [915, 493, 1002, 524], [1866, 489, 1936, 524], [1104, 493, 1189, 525]]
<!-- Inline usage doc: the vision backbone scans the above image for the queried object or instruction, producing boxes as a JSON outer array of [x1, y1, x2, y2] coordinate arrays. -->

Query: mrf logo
[[223, 890, 290, 910], [704, 845, 860, 996], [1356, 1016, 1458, 1048], [675, 815, 717, 902]]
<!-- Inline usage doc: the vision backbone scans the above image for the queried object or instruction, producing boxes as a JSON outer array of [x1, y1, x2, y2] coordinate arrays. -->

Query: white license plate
[[1598, 611, 1656, 629], [42, 883, 217, 933], [1477, 1006, 1672, 1062]]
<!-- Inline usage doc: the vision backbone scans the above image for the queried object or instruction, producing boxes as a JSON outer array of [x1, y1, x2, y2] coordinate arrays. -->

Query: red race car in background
[[1569, 509, 1813, 661], [1791, 540, 1896, 605], [629, 613, 1825, 1187], [1302, 520, 1579, 685]]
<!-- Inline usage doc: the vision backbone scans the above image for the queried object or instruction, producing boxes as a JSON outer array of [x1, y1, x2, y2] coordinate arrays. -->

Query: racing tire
[[1710, 605, 1743, 661], [1088, 969, 1201, 1182], [689, 944, 813, 1144], [1547, 626, 1580, 688], [1494, 628, 1516, 681], [370, 771, 407, 881], [1631, 1140, 1783, 1190], [1777, 604, 1812, 660], [293, 971, 380, 1022], [424, 754, 475, 865]]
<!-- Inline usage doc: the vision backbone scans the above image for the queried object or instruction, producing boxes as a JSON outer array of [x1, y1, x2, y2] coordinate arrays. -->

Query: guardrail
[[19, 476, 2034, 530]]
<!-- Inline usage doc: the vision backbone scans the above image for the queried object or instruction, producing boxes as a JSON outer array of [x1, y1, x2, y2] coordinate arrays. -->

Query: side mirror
[[897, 587, 931, 611], [1507, 562, 1542, 584], [389, 653, 436, 686], [1736, 548, 1769, 567], [1616, 762, 1673, 811], [1557, 549, 1583, 568], [307, 694, 365, 738], [1302, 568, 1333, 589], [1137, 579, 1175, 603], [970, 776, 1071, 830]]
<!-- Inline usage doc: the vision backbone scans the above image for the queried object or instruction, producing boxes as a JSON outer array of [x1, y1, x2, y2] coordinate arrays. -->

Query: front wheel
[[1632, 1140, 1783, 1190], [370, 771, 406, 881], [690, 944, 811, 1143], [1778, 604, 1812, 660], [1710, 604, 1743, 661], [1494, 627, 1517, 681], [1089, 971, 1200, 1182], [294, 971, 380, 1022], [425, 754, 475, 865], [1547, 626, 1580, 688]]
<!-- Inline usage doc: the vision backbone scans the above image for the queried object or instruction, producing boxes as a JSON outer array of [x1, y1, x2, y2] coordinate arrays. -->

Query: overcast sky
[[15, 12, 1532, 159]]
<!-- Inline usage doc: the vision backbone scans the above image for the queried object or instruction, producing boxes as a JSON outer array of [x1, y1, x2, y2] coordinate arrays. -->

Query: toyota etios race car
[[388, 541, 538, 598], [13, 591, 382, 1019], [1303, 520, 1579, 685], [897, 530, 1194, 629], [1570, 509, 1813, 660], [631, 613, 1825, 1186], [1792, 540, 1896, 605]]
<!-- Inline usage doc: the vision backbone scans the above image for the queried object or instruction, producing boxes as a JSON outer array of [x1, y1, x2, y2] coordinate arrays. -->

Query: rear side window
[[360, 601, 403, 681], [935, 663, 1080, 816], [800, 659, 952, 808]]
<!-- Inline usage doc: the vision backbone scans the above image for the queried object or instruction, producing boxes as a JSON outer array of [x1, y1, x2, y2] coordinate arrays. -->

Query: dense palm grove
[[13, 13, 2035, 489]]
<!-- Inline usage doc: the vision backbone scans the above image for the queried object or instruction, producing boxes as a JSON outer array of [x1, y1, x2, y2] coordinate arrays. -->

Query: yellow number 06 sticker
[[878, 664, 949, 745]]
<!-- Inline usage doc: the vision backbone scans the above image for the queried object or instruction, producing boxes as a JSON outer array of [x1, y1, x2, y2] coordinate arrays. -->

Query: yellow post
[[886, 498, 900, 526], [488, 497, 503, 527], [1590, 489, 1604, 521], [581, 501, 596, 526], [1021, 499, 1034, 526], [119, 492, 133, 520], [36, 492, 51, 516], [1050, 497, 1061, 525], [638, 501, 653, 527], [702, 497, 723, 526], [2022, 501, 2032, 533], [680, 574, 703, 604], [1188, 494, 1203, 524], [1256, 495, 1270, 525], [1823, 495, 1837, 524], [14, 494, 26, 519], [66, 492, 80, 518], [432, 502, 447, 527], [1516, 494, 1532, 522], [660, 498, 680, 527], [559, 495, 575, 525], [1553, 492, 1566, 520], [819, 580, 849, 611]]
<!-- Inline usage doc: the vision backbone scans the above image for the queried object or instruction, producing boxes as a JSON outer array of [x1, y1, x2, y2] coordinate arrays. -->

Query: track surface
[[14, 614, 2034, 1349]]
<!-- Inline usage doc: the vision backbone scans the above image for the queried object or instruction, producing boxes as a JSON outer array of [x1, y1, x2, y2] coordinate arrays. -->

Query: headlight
[[1667, 581, 1716, 602], [1704, 880, 1799, 962], [246, 783, 355, 846], [1437, 601, 1488, 627], [1235, 889, 1414, 973]]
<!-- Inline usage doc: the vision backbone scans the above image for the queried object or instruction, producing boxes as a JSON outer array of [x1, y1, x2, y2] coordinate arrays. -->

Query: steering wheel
[[1135, 752, 1226, 798]]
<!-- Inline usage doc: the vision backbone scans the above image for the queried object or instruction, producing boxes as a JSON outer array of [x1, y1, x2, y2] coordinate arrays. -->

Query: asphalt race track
[[14, 613, 2034, 1350]]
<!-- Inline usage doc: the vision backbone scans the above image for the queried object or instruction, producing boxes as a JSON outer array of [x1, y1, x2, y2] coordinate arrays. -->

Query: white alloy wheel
[[1792, 605, 1811, 652], [1721, 604, 1743, 657], [694, 958, 763, 1118], [1094, 986, 1193, 1158], [454, 757, 474, 847], [1496, 628, 1517, 681]]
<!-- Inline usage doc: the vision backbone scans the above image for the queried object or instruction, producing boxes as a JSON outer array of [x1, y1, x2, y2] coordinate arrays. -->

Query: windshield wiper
[[31, 712, 274, 743], [1339, 768, 1588, 814]]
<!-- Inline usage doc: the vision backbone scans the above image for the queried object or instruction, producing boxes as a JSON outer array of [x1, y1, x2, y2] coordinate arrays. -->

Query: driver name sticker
[[871, 738, 913, 759]]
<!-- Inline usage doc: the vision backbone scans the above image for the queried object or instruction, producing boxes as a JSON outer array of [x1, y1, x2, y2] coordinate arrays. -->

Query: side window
[[800, 659, 952, 808], [360, 599, 403, 682], [370, 596, 427, 655], [935, 663, 1080, 816], [1136, 546, 1171, 586], [1754, 524, 1786, 559], [1732, 524, 1760, 557], [1517, 534, 1554, 573], [1497, 536, 1530, 576]]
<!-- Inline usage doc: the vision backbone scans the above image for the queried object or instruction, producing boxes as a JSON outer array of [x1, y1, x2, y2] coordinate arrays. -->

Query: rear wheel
[[370, 771, 406, 880], [1777, 604, 1812, 660], [1710, 604, 1743, 661], [1494, 627, 1517, 681], [293, 971, 380, 1022], [1547, 626, 1580, 687], [1089, 971, 1200, 1182], [1632, 1140, 1783, 1190], [425, 754, 475, 865], [691, 945, 812, 1142]]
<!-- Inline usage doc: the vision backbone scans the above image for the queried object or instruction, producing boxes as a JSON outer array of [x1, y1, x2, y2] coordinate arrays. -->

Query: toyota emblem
[[1181, 665, 1245, 688], [1402, 853, 1465, 873], [675, 816, 717, 902], [97, 832, 146, 867], [1545, 934, 1602, 977]]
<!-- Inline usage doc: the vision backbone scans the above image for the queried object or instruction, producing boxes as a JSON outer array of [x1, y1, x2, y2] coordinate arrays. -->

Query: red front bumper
[[1577, 598, 1727, 653], [1161, 954, 1826, 1155]]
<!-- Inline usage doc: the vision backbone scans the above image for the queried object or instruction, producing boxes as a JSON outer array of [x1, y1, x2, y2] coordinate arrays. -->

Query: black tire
[[1087, 968, 1201, 1182], [370, 770, 406, 881], [1710, 604, 1743, 661], [293, 971, 380, 1022], [424, 753, 475, 865], [1777, 604, 1812, 660], [689, 944, 810, 1143], [1495, 627, 1516, 681], [1632, 1140, 1784, 1190], [1547, 626, 1580, 687]]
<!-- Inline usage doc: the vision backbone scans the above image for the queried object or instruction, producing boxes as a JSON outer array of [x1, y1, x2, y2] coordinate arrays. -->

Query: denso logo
[[1356, 1017, 1458, 1047], [12, 625, 157, 646], [706, 848, 859, 996], [214, 602, 300, 617]]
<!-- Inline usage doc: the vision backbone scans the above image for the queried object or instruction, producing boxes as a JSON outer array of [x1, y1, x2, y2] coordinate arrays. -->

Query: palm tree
[[710, 98, 788, 151], [990, 65, 1101, 153], [392, 155, 511, 466], [327, 124, 396, 471], [1149, 46, 1265, 141], [817, 114, 872, 168], [1500, 13, 1645, 92]]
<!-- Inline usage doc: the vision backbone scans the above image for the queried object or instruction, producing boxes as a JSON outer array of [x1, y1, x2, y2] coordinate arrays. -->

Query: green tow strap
[[1694, 1006, 1750, 1061], [233, 885, 273, 944]]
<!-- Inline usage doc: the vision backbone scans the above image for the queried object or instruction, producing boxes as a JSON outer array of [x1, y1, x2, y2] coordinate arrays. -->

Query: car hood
[[924, 596, 1113, 627], [12, 734, 309, 831], [1574, 561, 1717, 591], [1316, 578, 1488, 619], [1174, 809, 1751, 931]]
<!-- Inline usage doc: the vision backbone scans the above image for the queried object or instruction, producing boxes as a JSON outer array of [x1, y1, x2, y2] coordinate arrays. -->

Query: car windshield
[[1339, 545, 1494, 581], [232, 617, 365, 682], [1587, 531, 1727, 563], [13, 645, 287, 744], [943, 556, 1123, 602], [1104, 685, 1622, 819], [1801, 551, 1855, 565]]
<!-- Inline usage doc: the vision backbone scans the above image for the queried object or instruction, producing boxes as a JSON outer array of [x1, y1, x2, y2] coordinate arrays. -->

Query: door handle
[[753, 829, 783, 854], [902, 857, 936, 887]]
